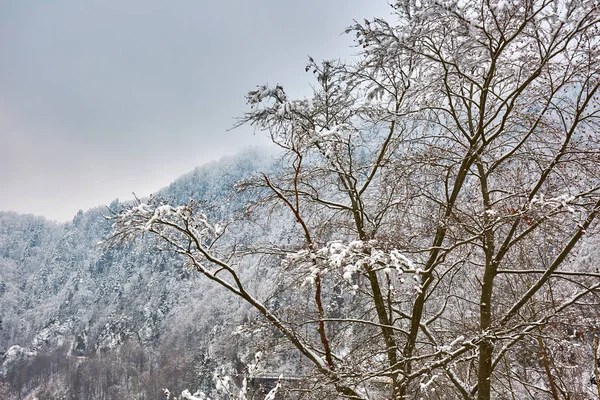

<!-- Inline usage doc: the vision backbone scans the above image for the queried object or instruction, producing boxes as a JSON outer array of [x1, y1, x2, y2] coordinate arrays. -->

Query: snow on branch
[[283, 240, 417, 291], [105, 196, 226, 264]]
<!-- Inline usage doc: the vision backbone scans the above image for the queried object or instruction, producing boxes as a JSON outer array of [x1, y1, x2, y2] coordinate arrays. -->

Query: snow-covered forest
[[3, 0, 600, 399]]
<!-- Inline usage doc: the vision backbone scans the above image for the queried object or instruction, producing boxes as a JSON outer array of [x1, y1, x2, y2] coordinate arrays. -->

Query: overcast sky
[[0, 0, 392, 222]]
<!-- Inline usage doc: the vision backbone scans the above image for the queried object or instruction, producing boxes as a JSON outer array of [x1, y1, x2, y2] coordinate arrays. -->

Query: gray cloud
[[0, 0, 391, 221]]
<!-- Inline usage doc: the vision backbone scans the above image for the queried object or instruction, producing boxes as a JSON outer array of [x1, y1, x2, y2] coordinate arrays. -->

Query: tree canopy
[[108, 1, 600, 398]]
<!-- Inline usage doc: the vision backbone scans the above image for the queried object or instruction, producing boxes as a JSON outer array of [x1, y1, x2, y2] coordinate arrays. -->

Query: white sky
[[0, 0, 393, 222]]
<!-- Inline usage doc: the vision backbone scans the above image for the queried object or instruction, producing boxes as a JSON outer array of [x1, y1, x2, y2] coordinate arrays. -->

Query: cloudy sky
[[0, 0, 392, 222]]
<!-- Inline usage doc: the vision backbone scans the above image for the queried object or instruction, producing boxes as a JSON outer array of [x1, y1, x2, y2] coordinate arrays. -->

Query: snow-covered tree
[[107, 0, 600, 398]]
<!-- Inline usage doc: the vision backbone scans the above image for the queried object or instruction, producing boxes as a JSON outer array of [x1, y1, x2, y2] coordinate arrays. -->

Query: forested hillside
[[0, 149, 288, 399], [1, 147, 600, 399]]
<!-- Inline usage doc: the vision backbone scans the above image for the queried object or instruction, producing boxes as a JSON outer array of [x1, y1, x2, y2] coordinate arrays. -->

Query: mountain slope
[[0, 148, 280, 399]]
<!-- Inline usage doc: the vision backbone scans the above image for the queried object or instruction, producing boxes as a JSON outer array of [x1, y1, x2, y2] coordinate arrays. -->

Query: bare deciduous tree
[[107, 1, 600, 398]]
